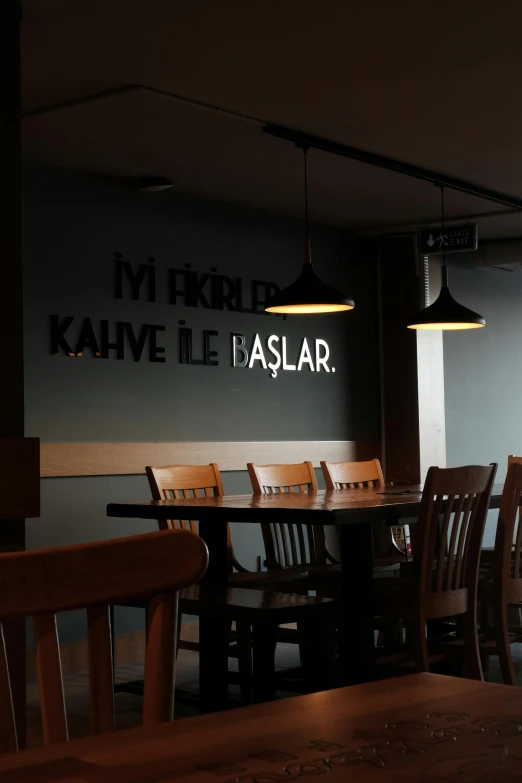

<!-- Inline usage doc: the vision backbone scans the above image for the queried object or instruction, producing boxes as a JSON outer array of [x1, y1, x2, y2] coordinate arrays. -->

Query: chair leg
[[479, 580, 490, 634], [493, 596, 517, 686], [109, 605, 115, 685], [411, 619, 429, 672], [463, 608, 483, 681], [235, 622, 253, 704], [478, 588, 491, 674], [252, 625, 277, 703], [176, 612, 182, 660]]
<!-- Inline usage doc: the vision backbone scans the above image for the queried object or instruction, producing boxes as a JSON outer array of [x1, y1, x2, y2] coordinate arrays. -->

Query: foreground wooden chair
[[374, 463, 497, 678], [0, 529, 208, 752]]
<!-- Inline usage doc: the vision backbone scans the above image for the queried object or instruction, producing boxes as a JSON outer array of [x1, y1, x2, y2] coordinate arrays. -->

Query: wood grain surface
[[0, 674, 520, 781], [40, 440, 380, 477], [108, 485, 504, 526]]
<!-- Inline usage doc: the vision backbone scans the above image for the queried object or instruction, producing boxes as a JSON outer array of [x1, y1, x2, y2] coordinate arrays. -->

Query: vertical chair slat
[[33, 613, 68, 746], [87, 604, 115, 735], [0, 624, 17, 753], [513, 504, 522, 579], [454, 494, 475, 589], [142, 593, 178, 726], [445, 494, 466, 591], [280, 524, 291, 566], [425, 494, 444, 591], [296, 524, 307, 564], [273, 524, 284, 566], [435, 494, 455, 592], [270, 523, 282, 569], [306, 525, 317, 563], [288, 525, 298, 565], [460, 497, 479, 589]]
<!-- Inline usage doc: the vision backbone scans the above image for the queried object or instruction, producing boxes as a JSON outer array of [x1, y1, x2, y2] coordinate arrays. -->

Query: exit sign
[[420, 223, 478, 255]]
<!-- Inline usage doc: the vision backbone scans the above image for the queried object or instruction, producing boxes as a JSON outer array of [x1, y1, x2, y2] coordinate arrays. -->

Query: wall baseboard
[[27, 623, 199, 682], [40, 440, 381, 478]]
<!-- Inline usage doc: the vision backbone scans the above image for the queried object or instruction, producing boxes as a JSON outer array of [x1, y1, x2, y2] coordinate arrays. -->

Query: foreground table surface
[[1, 674, 520, 782], [108, 484, 503, 524]]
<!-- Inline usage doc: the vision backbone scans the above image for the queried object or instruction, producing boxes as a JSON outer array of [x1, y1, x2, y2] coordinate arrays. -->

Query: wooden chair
[[373, 463, 497, 678], [247, 461, 324, 570], [145, 463, 307, 589], [117, 463, 310, 704], [321, 458, 403, 647], [321, 458, 385, 490], [0, 529, 207, 752], [146, 463, 244, 575], [321, 458, 407, 570], [482, 457, 522, 685], [180, 585, 337, 702]]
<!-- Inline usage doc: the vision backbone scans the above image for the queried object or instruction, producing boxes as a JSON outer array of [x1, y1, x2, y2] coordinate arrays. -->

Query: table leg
[[297, 613, 336, 693], [198, 518, 229, 709], [252, 625, 277, 703], [338, 522, 375, 685]]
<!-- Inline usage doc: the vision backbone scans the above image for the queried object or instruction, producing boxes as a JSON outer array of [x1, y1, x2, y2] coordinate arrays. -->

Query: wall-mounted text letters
[[49, 254, 335, 379]]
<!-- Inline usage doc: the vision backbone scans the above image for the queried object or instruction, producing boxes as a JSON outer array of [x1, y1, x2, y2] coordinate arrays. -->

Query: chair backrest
[[494, 457, 522, 593], [0, 529, 208, 752], [146, 463, 245, 572], [415, 464, 496, 611], [247, 461, 318, 495], [321, 458, 385, 490], [146, 463, 225, 533], [320, 458, 390, 560], [247, 462, 324, 569]]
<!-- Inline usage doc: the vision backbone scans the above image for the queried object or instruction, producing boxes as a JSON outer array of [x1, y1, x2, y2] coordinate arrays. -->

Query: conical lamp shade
[[407, 284, 485, 330], [265, 262, 355, 314]]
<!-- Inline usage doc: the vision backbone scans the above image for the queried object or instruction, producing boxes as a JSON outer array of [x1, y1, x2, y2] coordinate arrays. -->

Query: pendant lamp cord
[[440, 185, 448, 286], [303, 145, 311, 264]]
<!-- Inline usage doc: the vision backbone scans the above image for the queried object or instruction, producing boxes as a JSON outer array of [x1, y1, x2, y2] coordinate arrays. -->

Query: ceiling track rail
[[22, 83, 522, 210], [263, 124, 522, 210]]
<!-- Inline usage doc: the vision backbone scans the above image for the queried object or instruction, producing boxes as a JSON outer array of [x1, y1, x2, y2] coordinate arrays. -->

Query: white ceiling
[[20, 0, 522, 238]]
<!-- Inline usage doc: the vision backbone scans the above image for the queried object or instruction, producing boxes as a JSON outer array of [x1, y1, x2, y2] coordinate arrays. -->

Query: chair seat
[[121, 568, 312, 611], [180, 585, 336, 625], [228, 569, 310, 591], [121, 584, 334, 618], [374, 577, 469, 620]]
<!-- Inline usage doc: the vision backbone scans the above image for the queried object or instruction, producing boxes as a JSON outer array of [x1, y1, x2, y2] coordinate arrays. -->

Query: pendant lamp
[[265, 147, 354, 314], [407, 186, 485, 330]]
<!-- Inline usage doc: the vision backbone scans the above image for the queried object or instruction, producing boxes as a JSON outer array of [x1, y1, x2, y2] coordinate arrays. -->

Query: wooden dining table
[[1, 673, 520, 782], [107, 485, 503, 704]]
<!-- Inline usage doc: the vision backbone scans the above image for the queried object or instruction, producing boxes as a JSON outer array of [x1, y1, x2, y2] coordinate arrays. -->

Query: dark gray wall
[[23, 162, 380, 642], [444, 259, 522, 545]]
